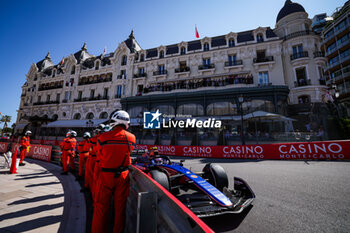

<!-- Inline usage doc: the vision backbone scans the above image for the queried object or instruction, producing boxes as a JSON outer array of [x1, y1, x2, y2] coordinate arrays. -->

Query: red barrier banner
[[11, 143, 52, 162], [135, 140, 350, 160], [0, 142, 8, 153]]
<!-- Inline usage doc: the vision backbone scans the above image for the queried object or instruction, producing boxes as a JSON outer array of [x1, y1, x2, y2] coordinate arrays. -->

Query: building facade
[[16, 0, 329, 144], [322, 0, 350, 117]]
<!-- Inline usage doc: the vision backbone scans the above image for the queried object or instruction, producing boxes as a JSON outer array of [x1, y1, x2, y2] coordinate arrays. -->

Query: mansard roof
[[73, 43, 92, 64], [36, 52, 54, 71]]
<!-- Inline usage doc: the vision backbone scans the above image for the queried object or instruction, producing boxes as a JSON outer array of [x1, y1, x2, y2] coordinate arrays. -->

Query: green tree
[[0, 115, 11, 136]]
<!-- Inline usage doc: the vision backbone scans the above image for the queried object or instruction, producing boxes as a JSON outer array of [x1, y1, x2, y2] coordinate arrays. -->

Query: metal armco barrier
[[126, 166, 214, 233]]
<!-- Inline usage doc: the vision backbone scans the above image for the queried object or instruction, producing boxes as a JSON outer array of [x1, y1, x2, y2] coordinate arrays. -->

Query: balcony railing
[[290, 51, 309, 61], [224, 60, 243, 67], [175, 67, 190, 73], [117, 75, 127, 79], [78, 77, 112, 86], [38, 85, 63, 91], [294, 79, 311, 87], [319, 79, 326, 85], [133, 73, 147, 78], [283, 30, 314, 41], [253, 56, 274, 63], [313, 51, 325, 58], [153, 70, 168, 76], [33, 100, 59, 106], [198, 64, 215, 70]]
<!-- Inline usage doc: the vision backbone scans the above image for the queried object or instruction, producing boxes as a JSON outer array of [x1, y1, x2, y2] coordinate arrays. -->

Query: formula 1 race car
[[132, 149, 255, 218]]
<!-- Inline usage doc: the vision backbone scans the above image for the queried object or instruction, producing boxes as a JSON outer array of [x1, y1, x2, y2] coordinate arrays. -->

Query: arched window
[[180, 47, 186, 55], [121, 55, 127, 66], [207, 102, 237, 115], [229, 39, 235, 47], [52, 114, 58, 120], [203, 43, 209, 51], [99, 112, 108, 119], [177, 104, 204, 116], [62, 112, 66, 117], [73, 113, 81, 120], [86, 112, 94, 119], [95, 61, 100, 70], [71, 65, 76, 74], [257, 33, 264, 43], [159, 50, 164, 58]]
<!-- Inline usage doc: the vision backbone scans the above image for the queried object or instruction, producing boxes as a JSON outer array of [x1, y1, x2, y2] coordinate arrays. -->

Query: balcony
[[313, 51, 325, 58], [33, 100, 59, 106], [153, 70, 168, 76], [133, 73, 147, 78], [224, 60, 243, 67], [253, 56, 274, 63], [319, 79, 326, 85], [78, 77, 112, 86], [198, 64, 215, 70], [294, 79, 311, 87], [283, 30, 314, 41], [117, 75, 127, 79], [175, 67, 190, 73], [38, 85, 63, 91], [290, 51, 309, 61]]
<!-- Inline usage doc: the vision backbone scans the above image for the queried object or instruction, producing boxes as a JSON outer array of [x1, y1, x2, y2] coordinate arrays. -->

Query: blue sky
[[0, 0, 345, 127]]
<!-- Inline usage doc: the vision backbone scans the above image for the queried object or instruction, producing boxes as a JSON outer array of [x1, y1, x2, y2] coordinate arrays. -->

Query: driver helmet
[[66, 131, 71, 137], [110, 110, 130, 129]]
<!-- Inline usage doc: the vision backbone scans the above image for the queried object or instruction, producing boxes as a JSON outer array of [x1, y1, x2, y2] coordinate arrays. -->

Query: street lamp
[[238, 95, 246, 145]]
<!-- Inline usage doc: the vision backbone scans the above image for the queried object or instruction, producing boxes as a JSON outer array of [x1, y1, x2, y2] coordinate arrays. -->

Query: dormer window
[[229, 39, 235, 47], [140, 54, 145, 62], [257, 33, 264, 43], [180, 47, 186, 55], [95, 61, 100, 70], [52, 70, 56, 77], [203, 43, 209, 51], [159, 50, 164, 58], [121, 55, 127, 66], [71, 65, 76, 74]]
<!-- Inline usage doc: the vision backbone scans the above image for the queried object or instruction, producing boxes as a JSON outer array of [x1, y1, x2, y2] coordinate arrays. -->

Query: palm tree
[[0, 115, 11, 136]]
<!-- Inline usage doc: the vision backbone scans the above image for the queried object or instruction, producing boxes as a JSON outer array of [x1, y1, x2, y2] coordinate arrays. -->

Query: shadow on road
[[8, 193, 64, 205], [202, 205, 253, 232]]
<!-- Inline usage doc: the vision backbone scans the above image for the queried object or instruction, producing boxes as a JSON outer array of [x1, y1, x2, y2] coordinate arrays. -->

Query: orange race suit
[[61, 137, 77, 172], [19, 135, 31, 164], [91, 126, 135, 233], [77, 138, 91, 177], [85, 135, 98, 190]]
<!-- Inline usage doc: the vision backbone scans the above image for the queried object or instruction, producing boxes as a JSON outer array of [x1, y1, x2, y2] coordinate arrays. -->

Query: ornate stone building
[[16, 0, 329, 144]]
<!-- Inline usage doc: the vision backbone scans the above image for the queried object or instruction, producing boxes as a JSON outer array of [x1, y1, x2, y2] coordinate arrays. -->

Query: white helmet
[[110, 110, 130, 129], [66, 131, 71, 137], [83, 132, 91, 138], [70, 131, 77, 137], [25, 131, 32, 135]]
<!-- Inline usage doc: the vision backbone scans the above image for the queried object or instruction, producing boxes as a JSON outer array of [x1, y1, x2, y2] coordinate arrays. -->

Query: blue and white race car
[[132, 150, 255, 218]]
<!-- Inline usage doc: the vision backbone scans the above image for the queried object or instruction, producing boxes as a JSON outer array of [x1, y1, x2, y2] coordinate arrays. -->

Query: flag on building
[[102, 46, 106, 59], [59, 56, 65, 66], [195, 25, 199, 38]]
